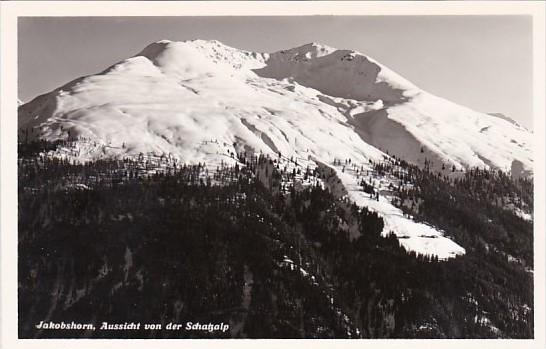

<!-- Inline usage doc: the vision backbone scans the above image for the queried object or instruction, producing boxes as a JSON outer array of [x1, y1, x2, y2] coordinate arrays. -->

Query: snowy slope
[[333, 164, 466, 260], [357, 93, 533, 177], [254, 43, 417, 105], [18, 39, 534, 258], [19, 40, 387, 166], [19, 39, 532, 175]]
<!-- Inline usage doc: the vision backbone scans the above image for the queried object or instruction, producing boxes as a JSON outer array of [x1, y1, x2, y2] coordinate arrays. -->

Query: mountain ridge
[[17, 40, 534, 258], [16, 39, 535, 338], [19, 39, 532, 177]]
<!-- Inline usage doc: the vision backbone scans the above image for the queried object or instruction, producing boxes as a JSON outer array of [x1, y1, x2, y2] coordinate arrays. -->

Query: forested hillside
[[18, 140, 533, 338]]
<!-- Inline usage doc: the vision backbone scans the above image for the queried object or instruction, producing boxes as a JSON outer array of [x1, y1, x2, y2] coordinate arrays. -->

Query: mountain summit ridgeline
[[17, 39, 534, 259], [19, 39, 532, 177]]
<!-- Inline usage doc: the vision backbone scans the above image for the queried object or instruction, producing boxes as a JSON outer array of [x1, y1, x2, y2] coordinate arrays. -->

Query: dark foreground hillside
[[18, 141, 533, 338]]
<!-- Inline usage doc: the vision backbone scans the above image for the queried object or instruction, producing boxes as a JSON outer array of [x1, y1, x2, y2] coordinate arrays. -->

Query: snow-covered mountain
[[19, 40, 532, 174], [18, 39, 533, 259]]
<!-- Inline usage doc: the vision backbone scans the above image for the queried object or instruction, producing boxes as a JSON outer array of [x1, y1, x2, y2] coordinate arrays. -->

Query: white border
[[1, 1, 545, 349]]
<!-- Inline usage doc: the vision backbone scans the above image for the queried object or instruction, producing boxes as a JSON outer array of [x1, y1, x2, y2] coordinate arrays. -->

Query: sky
[[18, 16, 533, 129]]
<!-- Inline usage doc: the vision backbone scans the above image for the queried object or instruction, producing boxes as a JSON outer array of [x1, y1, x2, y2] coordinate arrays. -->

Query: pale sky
[[18, 16, 533, 129]]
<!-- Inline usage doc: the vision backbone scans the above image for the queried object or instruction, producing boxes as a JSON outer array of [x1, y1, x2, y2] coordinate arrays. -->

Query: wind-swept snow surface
[[19, 39, 533, 258]]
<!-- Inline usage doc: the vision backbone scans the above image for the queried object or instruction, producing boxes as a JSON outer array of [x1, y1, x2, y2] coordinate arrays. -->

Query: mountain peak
[[136, 39, 240, 59], [19, 38, 532, 178], [18, 38, 533, 259], [275, 42, 336, 59]]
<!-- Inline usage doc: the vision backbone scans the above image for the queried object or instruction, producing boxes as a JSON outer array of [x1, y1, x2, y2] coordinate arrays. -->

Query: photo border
[[1, 1, 545, 348]]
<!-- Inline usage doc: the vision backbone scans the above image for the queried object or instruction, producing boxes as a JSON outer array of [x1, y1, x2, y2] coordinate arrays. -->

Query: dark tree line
[[370, 159, 533, 337], [18, 140, 533, 339]]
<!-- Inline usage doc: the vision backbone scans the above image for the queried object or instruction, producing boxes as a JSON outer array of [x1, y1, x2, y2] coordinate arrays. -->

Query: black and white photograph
[[1, 1, 545, 348]]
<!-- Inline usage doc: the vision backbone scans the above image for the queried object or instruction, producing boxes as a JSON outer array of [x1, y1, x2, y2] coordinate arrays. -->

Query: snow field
[[331, 162, 466, 260]]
